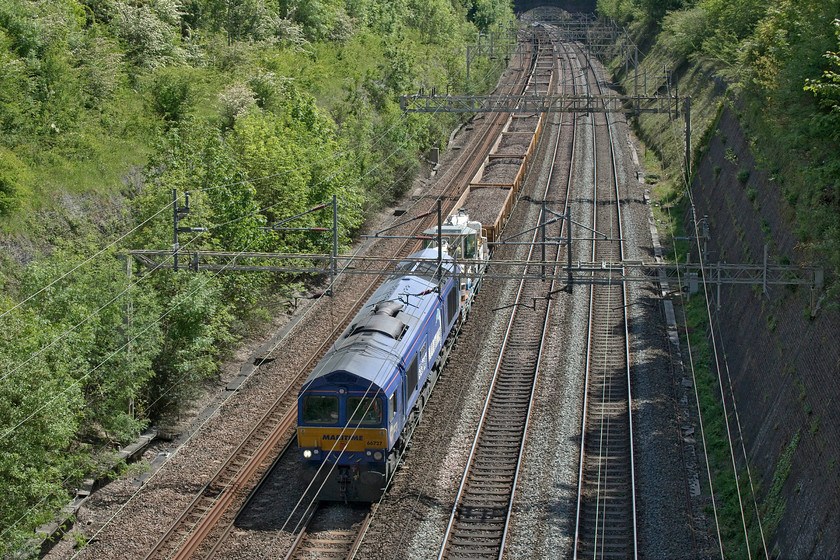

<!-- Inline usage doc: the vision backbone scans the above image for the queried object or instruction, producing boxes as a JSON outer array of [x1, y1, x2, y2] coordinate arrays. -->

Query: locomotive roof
[[300, 249, 457, 396]]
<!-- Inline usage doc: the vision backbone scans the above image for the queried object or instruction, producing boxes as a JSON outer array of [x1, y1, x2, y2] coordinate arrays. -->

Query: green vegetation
[[762, 430, 800, 544], [599, 0, 840, 285], [597, 0, 840, 552], [0, 0, 514, 553], [681, 297, 788, 556]]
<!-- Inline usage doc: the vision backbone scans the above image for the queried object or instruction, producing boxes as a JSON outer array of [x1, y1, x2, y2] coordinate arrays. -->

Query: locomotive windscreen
[[303, 395, 338, 423], [348, 397, 383, 426]]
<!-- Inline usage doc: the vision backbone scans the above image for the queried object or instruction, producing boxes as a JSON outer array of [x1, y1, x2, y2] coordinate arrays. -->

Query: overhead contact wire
[[77, 80, 460, 558], [272, 40, 519, 558]]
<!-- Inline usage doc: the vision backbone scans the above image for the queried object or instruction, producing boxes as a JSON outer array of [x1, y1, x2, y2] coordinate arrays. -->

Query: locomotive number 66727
[[296, 211, 488, 502]]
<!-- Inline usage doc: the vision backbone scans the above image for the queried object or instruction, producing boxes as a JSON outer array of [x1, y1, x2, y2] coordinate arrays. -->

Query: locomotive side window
[[348, 397, 383, 426], [446, 285, 458, 324], [389, 394, 397, 421], [302, 395, 339, 424], [407, 355, 418, 396]]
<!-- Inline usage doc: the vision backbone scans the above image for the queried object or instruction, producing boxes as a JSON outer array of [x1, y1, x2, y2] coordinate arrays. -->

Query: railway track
[[142, 295, 372, 560], [283, 503, 372, 560], [139, 33, 539, 560], [571, 40, 638, 559], [437, 31, 571, 559]]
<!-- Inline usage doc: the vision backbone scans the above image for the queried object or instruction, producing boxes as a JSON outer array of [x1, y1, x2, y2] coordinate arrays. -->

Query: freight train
[[296, 211, 488, 501], [296, 96, 550, 501]]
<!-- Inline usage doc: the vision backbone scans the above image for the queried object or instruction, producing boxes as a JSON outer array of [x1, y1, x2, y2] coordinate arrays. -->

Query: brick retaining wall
[[690, 107, 839, 557]]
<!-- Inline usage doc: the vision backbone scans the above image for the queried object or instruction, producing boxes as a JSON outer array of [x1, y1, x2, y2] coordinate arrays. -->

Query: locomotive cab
[[298, 376, 393, 501]]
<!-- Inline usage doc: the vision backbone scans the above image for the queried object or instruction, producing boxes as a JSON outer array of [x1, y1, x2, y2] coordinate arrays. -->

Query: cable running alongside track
[[438, 30, 573, 560], [141, 33, 544, 560]]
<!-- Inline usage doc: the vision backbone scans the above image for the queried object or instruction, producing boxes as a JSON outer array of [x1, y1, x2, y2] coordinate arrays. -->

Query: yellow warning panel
[[298, 427, 387, 451]]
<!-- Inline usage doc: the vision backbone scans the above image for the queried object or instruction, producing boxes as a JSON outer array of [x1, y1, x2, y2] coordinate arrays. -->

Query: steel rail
[[282, 504, 317, 560], [282, 504, 374, 560], [438, 30, 569, 559], [144, 25, 538, 560], [171, 409, 296, 560], [571, 39, 637, 559], [603, 40, 639, 560], [203, 434, 299, 559]]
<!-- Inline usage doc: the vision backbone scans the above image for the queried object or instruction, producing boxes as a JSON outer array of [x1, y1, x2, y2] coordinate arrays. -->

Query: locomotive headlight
[[303, 449, 313, 459], [373, 451, 384, 461]]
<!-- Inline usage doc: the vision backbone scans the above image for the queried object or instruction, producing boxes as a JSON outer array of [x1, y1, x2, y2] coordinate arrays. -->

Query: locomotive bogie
[[301, 462, 388, 502]]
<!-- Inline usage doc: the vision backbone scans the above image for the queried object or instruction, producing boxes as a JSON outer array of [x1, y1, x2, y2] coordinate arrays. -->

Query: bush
[[217, 82, 257, 130], [0, 147, 29, 215], [147, 66, 197, 123], [660, 6, 707, 60], [111, 0, 184, 68], [737, 168, 751, 184], [77, 37, 125, 108]]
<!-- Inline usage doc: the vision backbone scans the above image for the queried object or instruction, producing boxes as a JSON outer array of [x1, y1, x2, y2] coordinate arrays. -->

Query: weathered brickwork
[[690, 107, 839, 557]]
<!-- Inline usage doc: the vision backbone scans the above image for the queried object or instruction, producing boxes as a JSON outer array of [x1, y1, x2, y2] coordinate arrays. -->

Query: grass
[[1, 87, 156, 235], [682, 295, 782, 557], [760, 430, 800, 543], [635, 82, 778, 552]]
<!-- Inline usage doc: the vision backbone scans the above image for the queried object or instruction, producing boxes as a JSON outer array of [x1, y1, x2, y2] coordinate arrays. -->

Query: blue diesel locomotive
[[297, 213, 487, 501]]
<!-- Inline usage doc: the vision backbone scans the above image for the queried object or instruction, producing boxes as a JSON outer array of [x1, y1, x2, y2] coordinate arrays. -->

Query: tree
[[408, 0, 457, 44], [468, 0, 514, 33], [635, 0, 684, 24], [0, 302, 84, 556], [147, 66, 198, 124], [805, 19, 840, 120], [110, 0, 184, 67]]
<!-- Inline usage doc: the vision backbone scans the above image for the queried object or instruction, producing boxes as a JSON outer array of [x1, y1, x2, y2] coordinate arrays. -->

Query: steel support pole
[[566, 206, 573, 289], [466, 45, 471, 90], [172, 188, 179, 271], [763, 243, 768, 296], [437, 199, 443, 283], [125, 254, 133, 418], [634, 47, 639, 113], [541, 200, 546, 281], [675, 79, 679, 118], [685, 97, 692, 182], [331, 194, 338, 296], [624, 34, 628, 76]]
